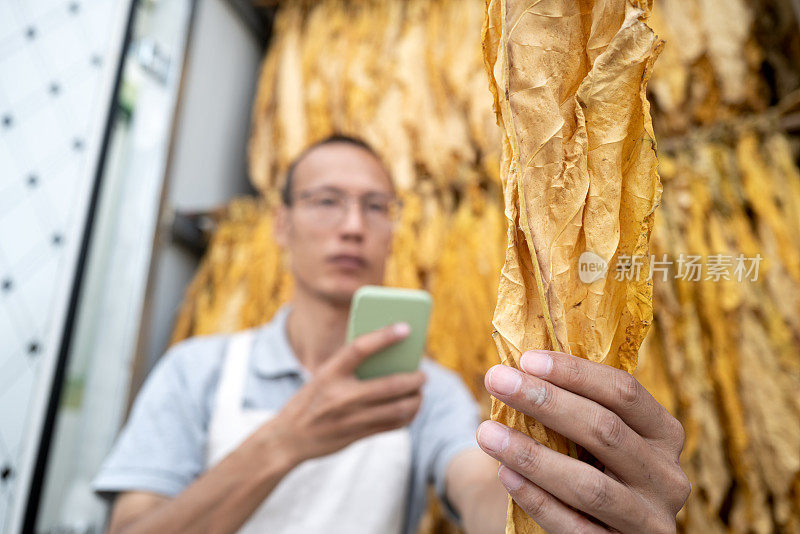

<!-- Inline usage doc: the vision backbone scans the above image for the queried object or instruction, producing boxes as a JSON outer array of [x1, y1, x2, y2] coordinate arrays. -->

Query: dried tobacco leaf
[[483, 0, 663, 531]]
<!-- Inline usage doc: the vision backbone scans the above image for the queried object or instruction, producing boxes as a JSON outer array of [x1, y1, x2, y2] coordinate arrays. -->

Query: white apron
[[205, 329, 412, 534]]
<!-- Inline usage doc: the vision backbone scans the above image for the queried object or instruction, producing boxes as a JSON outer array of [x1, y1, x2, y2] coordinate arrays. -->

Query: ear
[[274, 204, 290, 248]]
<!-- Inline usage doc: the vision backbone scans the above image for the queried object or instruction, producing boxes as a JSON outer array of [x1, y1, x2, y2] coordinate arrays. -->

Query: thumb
[[333, 322, 411, 376]]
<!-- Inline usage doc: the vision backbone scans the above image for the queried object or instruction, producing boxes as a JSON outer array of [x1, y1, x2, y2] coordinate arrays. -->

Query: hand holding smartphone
[[346, 285, 433, 379]]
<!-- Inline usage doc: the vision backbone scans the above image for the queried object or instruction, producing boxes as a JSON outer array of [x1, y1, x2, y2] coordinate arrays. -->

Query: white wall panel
[[0, 1, 132, 532]]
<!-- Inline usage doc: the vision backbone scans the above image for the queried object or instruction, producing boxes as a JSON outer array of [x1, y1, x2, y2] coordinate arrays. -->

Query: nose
[[339, 198, 366, 236]]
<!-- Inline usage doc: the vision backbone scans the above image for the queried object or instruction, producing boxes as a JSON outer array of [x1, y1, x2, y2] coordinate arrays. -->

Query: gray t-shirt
[[92, 304, 482, 534]]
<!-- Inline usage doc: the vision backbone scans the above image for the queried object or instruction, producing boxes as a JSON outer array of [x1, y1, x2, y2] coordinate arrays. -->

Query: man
[[93, 134, 690, 534]]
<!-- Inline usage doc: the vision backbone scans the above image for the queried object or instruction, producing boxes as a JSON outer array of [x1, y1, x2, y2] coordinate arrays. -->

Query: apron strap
[[214, 329, 256, 416]]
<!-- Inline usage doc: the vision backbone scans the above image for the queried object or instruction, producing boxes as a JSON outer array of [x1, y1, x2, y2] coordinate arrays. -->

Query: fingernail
[[498, 465, 524, 491], [393, 322, 410, 336], [521, 350, 553, 377], [487, 365, 521, 395], [477, 421, 509, 452]]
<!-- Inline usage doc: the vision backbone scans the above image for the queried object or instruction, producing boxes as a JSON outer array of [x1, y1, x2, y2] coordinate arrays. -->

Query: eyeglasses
[[289, 187, 402, 230]]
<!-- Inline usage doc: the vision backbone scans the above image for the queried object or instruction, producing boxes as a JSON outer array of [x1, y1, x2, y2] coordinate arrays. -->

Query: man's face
[[275, 142, 396, 305]]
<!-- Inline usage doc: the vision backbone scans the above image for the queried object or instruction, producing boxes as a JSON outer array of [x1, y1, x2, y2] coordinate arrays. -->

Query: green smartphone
[[346, 285, 433, 379]]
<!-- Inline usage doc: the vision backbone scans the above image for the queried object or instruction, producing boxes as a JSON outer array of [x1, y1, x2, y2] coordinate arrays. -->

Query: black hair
[[281, 134, 391, 206]]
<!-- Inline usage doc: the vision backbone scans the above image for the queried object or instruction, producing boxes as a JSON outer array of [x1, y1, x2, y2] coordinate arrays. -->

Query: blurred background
[[0, 0, 798, 533]]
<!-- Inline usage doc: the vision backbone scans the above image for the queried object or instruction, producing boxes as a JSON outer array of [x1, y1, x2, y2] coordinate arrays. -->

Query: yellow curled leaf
[[483, 0, 663, 531]]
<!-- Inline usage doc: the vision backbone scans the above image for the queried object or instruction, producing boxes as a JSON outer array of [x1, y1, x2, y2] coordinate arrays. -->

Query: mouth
[[327, 254, 367, 270]]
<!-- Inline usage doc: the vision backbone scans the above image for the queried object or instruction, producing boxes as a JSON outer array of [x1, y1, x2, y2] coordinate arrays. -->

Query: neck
[[285, 285, 351, 373]]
